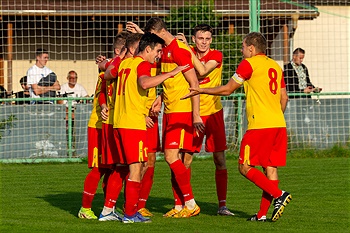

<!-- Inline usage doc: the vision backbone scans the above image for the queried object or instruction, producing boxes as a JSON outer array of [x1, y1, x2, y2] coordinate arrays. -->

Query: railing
[[0, 92, 349, 163]]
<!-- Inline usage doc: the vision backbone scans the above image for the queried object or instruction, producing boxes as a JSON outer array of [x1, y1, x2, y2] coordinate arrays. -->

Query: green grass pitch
[[0, 157, 349, 232]]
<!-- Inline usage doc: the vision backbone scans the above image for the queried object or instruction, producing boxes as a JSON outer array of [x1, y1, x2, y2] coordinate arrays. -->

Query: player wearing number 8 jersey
[[181, 32, 292, 222]]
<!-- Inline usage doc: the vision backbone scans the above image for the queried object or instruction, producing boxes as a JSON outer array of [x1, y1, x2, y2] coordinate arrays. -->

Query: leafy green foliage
[[0, 115, 17, 141]]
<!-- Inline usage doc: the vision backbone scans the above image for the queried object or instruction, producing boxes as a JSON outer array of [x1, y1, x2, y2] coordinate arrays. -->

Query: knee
[[213, 151, 226, 170]]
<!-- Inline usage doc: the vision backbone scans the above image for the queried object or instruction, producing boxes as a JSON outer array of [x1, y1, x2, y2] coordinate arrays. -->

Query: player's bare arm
[[176, 32, 218, 77], [138, 64, 190, 90], [150, 93, 163, 117], [280, 87, 288, 113], [183, 68, 205, 133], [181, 78, 241, 100]]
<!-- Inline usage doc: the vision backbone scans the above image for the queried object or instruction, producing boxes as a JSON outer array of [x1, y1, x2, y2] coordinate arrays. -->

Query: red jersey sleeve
[[172, 42, 194, 73], [235, 59, 253, 80], [99, 78, 107, 106], [137, 61, 152, 78], [281, 71, 286, 88]]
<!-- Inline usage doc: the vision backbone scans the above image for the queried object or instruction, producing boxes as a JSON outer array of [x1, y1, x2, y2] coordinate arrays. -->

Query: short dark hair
[[144, 17, 167, 33], [293, 48, 305, 55], [192, 24, 213, 36], [125, 33, 143, 50], [113, 31, 129, 50], [138, 32, 165, 52], [243, 32, 267, 53], [35, 48, 48, 57], [20, 76, 27, 85]]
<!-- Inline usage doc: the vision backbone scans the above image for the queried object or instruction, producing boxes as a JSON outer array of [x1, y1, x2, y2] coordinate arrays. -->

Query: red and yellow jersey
[[161, 38, 194, 114], [104, 57, 122, 125], [113, 56, 150, 130], [233, 54, 286, 130], [145, 62, 160, 112], [192, 47, 223, 116], [88, 72, 104, 129]]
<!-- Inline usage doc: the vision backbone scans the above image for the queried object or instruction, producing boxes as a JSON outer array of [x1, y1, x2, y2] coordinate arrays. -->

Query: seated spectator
[[58, 70, 89, 106], [27, 48, 60, 104], [14, 76, 31, 105], [0, 85, 9, 105], [284, 48, 322, 99]]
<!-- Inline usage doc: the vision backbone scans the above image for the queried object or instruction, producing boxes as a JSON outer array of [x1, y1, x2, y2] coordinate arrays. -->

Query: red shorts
[[146, 116, 160, 153], [192, 109, 227, 153], [87, 127, 111, 168], [114, 128, 148, 165], [162, 112, 194, 151], [239, 128, 287, 168], [101, 123, 119, 165]]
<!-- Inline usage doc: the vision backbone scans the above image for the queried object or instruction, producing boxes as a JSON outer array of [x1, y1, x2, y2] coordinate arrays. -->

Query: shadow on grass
[[38, 192, 249, 219]]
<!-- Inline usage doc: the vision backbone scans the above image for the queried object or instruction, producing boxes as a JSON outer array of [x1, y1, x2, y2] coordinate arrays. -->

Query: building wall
[[293, 6, 350, 93]]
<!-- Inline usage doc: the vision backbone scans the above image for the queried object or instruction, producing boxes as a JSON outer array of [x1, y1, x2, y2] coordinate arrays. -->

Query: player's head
[[35, 48, 49, 67], [125, 33, 143, 57], [138, 32, 165, 63], [242, 32, 267, 58], [192, 24, 213, 53], [292, 47, 305, 65], [67, 70, 78, 86], [144, 17, 167, 34], [113, 31, 129, 56]]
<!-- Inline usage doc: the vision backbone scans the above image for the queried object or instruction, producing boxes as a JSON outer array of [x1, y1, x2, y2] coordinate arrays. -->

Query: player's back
[[243, 54, 286, 130]]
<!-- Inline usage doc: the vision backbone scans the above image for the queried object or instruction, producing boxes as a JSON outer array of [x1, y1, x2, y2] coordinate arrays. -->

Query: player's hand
[[180, 87, 202, 100], [193, 115, 205, 136], [150, 95, 162, 116], [101, 105, 109, 120], [304, 86, 313, 93], [176, 33, 189, 46], [169, 64, 190, 77], [145, 116, 154, 128], [126, 22, 144, 34], [95, 55, 106, 64]]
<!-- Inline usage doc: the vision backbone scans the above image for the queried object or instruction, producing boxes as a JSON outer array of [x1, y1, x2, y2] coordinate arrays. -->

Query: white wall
[[3, 60, 99, 95], [293, 6, 350, 93]]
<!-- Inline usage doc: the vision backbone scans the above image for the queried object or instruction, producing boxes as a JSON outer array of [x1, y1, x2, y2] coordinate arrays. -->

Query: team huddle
[[78, 17, 292, 223]]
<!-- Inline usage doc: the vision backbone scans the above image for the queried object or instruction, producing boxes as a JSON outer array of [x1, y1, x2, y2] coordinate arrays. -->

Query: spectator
[[59, 70, 89, 106], [14, 76, 31, 105], [26, 48, 60, 104], [0, 85, 9, 105], [284, 48, 322, 98]]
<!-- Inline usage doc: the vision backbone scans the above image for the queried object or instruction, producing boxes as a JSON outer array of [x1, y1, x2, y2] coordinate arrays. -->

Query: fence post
[[67, 99, 73, 158], [249, 0, 260, 32]]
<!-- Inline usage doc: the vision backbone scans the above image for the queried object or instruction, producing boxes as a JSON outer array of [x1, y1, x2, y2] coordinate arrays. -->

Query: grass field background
[[1, 156, 349, 232]]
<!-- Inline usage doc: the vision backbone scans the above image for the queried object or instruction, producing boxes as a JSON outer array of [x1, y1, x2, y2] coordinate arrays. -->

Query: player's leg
[[213, 151, 234, 216], [138, 152, 156, 217]]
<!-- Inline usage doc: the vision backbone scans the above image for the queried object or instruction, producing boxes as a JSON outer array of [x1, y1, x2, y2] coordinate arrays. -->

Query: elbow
[[139, 81, 149, 90]]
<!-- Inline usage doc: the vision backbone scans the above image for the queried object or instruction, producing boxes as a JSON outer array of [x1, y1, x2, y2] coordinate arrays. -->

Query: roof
[[1, 0, 320, 19]]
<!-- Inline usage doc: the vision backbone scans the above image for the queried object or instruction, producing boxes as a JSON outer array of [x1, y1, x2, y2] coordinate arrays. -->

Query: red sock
[[170, 160, 194, 202], [82, 167, 106, 208], [171, 171, 184, 206], [102, 169, 111, 198], [124, 179, 141, 216], [103, 169, 124, 208], [138, 166, 155, 209], [215, 169, 228, 208], [257, 180, 279, 218], [245, 168, 282, 198]]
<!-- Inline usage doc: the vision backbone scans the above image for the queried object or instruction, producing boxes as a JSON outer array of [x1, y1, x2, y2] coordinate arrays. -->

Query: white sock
[[174, 205, 183, 211], [102, 206, 113, 216], [185, 199, 196, 210]]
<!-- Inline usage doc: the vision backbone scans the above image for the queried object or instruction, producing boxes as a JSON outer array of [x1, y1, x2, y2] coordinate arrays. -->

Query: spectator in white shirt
[[59, 70, 89, 106], [26, 48, 60, 103]]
